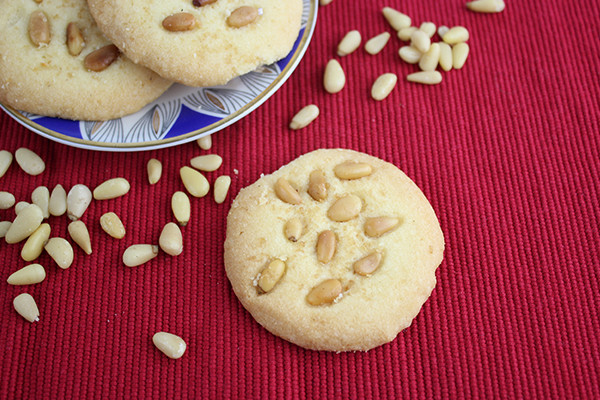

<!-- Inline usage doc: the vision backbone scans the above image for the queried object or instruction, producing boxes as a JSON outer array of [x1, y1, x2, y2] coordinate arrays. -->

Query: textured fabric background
[[1, 1, 599, 399]]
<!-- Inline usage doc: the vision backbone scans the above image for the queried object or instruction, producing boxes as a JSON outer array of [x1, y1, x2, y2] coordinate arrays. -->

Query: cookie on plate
[[86, 0, 303, 87], [224, 149, 445, 352], [0, 0, 172, 121]]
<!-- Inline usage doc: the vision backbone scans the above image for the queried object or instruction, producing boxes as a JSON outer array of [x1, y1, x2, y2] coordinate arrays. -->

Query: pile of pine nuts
[[4, 134, 228, 359]]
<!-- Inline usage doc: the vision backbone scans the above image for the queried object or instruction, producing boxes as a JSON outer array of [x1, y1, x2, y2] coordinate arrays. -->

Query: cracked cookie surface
[[224, 149, 445, 352]]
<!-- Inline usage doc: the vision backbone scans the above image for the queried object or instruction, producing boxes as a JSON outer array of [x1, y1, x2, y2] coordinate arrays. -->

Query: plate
[[0, 0, 317, 152]]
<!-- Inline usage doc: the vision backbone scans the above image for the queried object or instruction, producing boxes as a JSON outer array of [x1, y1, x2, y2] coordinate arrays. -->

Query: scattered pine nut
[[327, 194, 362, 221], [399, 46, 422, 64], [316, 230, 337, 263], [382, 7, 411, 30], [7, 264, 46, 285], [67, 184, 92, 221], [213, 175, 231, 204], [31, 186, 50, 219], [15, 148, 45, 176], [45, 237, 74, 269], [371, 73, 398, 101], [452, 42, 470, 69], [153, 332, 187, 359], [6, 204, 43, 244], [0, 191, 15, 209], [323, 59, 345, 94], [49, 184, 67, 216], [290, 104, 320, 130], [411, 29, 431, 53], [122, 244, 159, 267], [337, 30, 361, 56], [100, 212, 126, 239], [364, 216, 401, 237], [397, 26, 417, 42], [364, 32, 391, 55], [407, 71, 443, 85], [93, 177, 130, 200], [190, 154, 223, 172], [21, 223, 51, 261], [68, 220, 92, 255], [334, 161, 373, 180], [274, 177, 302, 205], [419, 43, 441, 72], [306, 279, 342, 306], [0, 150, 13, 178], [467, 0, 505, 13], [420, 22, 437, 38], [180, 166, 210, 198], [0, 221, 11, 238], [443, 26, 469, 45], [353, 252, 383, 276], [438, 42, 453, 71], [13, 293, 39, 322], [197, 135, 212, 150], [147, 159, 162, 185], [171, 191, 191, 226], [159, 222, 183, 256]]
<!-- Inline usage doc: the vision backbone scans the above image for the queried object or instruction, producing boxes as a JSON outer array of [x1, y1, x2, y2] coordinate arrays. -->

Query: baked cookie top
[[224, 149, 445, 352], [86, 0, 303, 87], [0, 0, 172, 121]]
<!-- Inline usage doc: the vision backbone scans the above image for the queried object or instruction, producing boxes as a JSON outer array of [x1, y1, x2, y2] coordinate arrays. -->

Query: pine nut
[[15, 201, 30, 214], [227, 6, 259, 28], [306, 279, 342, 306], [353, 252, 383, 276], [163, 12, 197, 31], [438, 42, 453, 71], [197, 135, 212, 150], [419, 43, 441, 72], [31, 186, 50, 219], [147, 159, 162, 185], [190, 154, 223, 172], [15, 148, 45, 176], [0, 191, 15, 209], [399, 46, 422, 64], [21, 223, 51, 261], [49, 184, 67, 216], [13, 293, 40, 322], [407, 71, 443, 85], [171, 191, 191, 226], [371, 73, 398, 101], [397, 26, 417, 41], [337, 30, 361, 56], [45, 237, 74, 269], [327, 195, 362, 222], [180, 166, 210, 198], [93, 177, 130, 200], [29, 10, 51, 47], [420, 22, 437, 38], [443, 26, 469, 45], [66, 22, 85, 56], [382, 7, 411, 30], [323, 59, 345, 94], [123, 244, 159, 267], [0, 221, 11, 238], [290, 104, 320, 130], [213, 175, 231, 204], [411, 30, 431, 53], [67, 184, 92, 220], [438, 25, 450, 38], [334, 161, 373, 180], [316, 230, 336, 263], [7, 264, 46, 285], [6, 204, 43, 244], [307, 170, 328, 201], [100, 212, 126, 239], [467, 0, 505, 13], [153, 332, 187, 359], [284, 218, 303, 242], [68, 220, 92, 255], [364, 217, 401, 237], [365, 32, 390, 55], [0, 150, 13, 178], [257, 259, 286, 293], [452, 42, 470, 69], [159, 222, 183, 256], [84, 44, 120, 72], [274, 178, 302, 205]]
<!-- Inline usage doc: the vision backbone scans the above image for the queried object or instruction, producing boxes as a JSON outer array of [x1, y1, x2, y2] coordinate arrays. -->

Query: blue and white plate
[[1, 0, 317, 152]]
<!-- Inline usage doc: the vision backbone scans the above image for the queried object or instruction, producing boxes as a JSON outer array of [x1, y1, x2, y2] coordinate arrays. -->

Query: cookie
[[0, 0, 172, 121], [86, 0, 303, 87], [224, 149, 445, 352]]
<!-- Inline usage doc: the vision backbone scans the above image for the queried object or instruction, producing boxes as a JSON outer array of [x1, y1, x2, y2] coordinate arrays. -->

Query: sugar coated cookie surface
[[0, 0, 172, 121], [86, 0, 303, 87], [224, 149, 445, 351]]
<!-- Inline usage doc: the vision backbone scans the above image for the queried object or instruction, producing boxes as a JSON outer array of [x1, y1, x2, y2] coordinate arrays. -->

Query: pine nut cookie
[[224, 149, 445, 352], [86, 0, 303, 87], [0, 0, 172, 121]]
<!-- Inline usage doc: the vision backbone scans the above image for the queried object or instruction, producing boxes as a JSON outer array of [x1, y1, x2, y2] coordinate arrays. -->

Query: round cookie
[[0, 0, 172, 121], [224, 149, 445, 352], [86, 0, 303, 87]]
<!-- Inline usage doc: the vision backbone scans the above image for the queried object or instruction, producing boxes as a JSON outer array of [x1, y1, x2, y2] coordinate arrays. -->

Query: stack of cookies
[[0, 0, 303, 121]]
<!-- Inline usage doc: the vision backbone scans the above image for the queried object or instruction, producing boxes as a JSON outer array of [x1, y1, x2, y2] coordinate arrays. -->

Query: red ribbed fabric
[[1, 1, 599, 398]]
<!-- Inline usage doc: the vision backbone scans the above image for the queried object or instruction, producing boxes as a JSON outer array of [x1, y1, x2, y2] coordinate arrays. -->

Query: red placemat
[[1, 1, 599, 398]]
